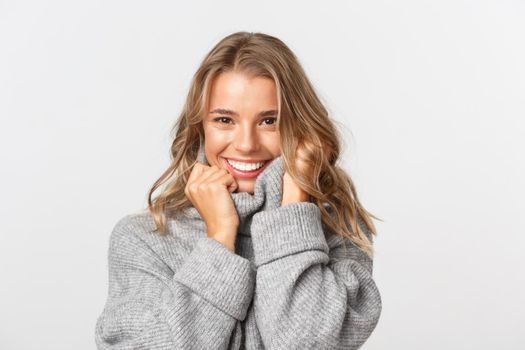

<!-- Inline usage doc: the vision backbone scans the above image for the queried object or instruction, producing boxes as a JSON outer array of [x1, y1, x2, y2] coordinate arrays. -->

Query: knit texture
[[94, 155, 382, 349]]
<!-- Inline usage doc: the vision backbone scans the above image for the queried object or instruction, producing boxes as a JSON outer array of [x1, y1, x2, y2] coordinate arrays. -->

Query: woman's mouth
[[222, 157, 272, 179]]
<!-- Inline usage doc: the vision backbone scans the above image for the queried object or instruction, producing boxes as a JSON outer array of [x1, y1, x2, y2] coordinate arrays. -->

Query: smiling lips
[[222, 157, 271, 179], [226, 159, 266, 171]]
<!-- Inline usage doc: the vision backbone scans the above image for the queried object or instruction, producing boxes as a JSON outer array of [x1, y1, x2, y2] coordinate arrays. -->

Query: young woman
[[95, 31, 382, 349]]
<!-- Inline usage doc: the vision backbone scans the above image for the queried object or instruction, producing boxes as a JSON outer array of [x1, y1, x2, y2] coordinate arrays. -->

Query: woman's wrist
[[208, 229, 238, 253], [211, 237, 235, 252]]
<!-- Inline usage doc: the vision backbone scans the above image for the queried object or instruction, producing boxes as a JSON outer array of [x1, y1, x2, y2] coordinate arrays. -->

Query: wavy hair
[[146, 31, 382, 258]]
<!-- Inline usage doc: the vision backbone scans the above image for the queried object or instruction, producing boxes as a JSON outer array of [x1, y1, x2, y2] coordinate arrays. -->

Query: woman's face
[[203, 71, 282, 194]]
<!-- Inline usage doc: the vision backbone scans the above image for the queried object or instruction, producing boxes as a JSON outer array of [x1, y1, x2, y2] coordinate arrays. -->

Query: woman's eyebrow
[[209, 108, 278, 117]]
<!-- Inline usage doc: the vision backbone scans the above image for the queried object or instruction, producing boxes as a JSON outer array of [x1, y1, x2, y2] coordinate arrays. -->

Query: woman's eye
[[263, 117, 277, 125], [213, 117, 232, 124], [212, 116, 277, 126]]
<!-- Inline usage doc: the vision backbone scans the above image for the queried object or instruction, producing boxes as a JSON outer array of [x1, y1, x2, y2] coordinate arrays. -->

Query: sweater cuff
[[250, 202, 329, 268], [172, 237, 255, 320]]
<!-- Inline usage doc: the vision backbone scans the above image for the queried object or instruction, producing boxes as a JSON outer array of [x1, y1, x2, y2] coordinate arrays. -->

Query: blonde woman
[[95, 31, 382, 349]]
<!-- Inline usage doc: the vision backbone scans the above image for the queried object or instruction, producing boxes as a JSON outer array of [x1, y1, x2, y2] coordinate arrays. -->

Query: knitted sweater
[[94, 155, 382, 349]]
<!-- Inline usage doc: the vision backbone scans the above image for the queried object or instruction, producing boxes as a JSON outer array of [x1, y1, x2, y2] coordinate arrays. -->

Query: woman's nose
[[234, 127, 260, 153]]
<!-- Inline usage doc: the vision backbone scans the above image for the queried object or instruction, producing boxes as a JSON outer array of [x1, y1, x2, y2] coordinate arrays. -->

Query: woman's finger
[[203, 169, 238, 193], [194, 165, 222, 187], [200, 167, 229, 185], [187, 162, 207, 184]]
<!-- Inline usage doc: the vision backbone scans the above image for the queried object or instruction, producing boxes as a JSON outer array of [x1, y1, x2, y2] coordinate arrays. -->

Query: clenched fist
[[184, 162, 240, 252]]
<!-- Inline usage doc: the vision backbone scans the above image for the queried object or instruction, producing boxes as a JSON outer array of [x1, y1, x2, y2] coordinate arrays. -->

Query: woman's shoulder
[[109, 210, 183, 252], [112, 209, 157, 236], [107, 211, 191, 279], [109, 210, 192, 264]]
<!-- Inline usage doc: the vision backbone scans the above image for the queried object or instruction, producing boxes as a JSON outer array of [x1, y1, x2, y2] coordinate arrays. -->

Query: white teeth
[[227, 159, 266, 171]]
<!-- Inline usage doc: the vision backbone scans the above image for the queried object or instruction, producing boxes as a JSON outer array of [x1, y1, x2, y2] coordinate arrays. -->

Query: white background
[[1, 1, 524, 349]]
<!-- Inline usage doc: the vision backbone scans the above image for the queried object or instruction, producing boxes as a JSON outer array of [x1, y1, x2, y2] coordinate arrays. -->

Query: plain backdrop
[[1, 1, 524, 349]]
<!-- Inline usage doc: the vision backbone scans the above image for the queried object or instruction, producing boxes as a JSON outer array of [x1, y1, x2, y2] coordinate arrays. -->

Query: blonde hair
[[147, 31, 382, 258]]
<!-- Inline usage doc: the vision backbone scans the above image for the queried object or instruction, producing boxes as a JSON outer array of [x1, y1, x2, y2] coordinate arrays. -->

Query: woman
[[95, 31, 382, 349]]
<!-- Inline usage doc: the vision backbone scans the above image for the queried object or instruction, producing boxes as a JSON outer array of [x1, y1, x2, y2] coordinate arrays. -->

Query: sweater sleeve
[[250, 202, 382, 350], [94, 215, 255, 350]]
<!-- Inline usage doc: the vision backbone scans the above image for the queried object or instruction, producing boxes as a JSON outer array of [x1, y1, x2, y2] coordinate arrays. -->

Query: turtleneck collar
[[180, 155, 286, 236]]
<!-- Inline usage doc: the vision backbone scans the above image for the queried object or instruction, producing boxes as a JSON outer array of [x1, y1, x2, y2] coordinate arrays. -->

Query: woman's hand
[[282, 143, 314, 206], [185, 163, 240, 252]]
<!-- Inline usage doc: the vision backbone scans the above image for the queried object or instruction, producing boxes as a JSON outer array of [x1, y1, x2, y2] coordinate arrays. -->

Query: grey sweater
[[94, 155, 382, 349]]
